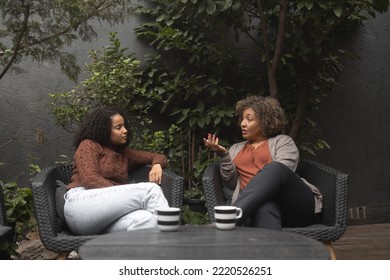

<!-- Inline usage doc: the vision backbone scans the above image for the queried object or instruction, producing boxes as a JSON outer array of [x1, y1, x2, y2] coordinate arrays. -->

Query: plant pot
[[183, 198, 207, 214]]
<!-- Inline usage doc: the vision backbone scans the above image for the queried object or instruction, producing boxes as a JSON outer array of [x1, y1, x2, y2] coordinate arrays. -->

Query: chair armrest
[[128, 165, 184, 209], [0, 186, 9, 227], [31, 166, 61, 245], [291, 160, 349, 241], [202, 162, 228, 222]]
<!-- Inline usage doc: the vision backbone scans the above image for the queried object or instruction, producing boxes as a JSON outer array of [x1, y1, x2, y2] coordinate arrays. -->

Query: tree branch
[[0, 4, 31, 80], [256, 0, 288, 99], [256, 0, 271, 70], [289, 58, 310, 140], [21, 3, 105, 51], [268, 0, 287, 99]]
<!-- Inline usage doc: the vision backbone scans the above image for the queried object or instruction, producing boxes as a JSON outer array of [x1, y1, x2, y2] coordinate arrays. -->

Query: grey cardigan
[[219, 134, 323, 214]]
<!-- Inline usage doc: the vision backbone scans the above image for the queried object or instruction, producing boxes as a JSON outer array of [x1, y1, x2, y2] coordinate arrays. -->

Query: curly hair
[[235, 96, 287, 138], [73, 107, 132, 150]]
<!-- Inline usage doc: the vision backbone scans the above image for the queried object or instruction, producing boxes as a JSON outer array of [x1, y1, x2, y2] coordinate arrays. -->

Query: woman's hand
[[202, 133, 228, 155], [149, 164, 163, 185]]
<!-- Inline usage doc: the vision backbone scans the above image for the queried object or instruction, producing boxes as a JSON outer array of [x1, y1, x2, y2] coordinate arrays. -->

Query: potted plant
[[183, 186, 206, 214]]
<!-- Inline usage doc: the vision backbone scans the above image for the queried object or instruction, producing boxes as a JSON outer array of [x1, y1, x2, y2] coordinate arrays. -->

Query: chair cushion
[[55, 180, 68, 227]]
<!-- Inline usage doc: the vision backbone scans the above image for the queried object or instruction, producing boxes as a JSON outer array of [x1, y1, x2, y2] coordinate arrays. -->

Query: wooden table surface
[[79, 224, 329, 260]]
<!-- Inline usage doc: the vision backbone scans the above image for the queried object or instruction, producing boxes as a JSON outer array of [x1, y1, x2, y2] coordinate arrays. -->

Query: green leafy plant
[[0, 181, 33, 259], [0, 162, 38, 259], [1, 181, 33, 230], [184, 186, 205, 201], [50, 32, 158, 131], [181, 205, 209, 225]]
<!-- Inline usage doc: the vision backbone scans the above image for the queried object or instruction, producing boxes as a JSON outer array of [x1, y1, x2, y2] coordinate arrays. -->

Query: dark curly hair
[[235, 96, 287, 138], [73, 107, 132, 150]]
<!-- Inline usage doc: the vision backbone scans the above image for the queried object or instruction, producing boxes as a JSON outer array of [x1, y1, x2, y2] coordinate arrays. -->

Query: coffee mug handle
[[236, 207, 243, 219]]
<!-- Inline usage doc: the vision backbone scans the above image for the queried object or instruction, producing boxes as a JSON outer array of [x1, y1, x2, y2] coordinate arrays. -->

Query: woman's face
[[110, 114, 128, 146], [240, 108, 264, 141]]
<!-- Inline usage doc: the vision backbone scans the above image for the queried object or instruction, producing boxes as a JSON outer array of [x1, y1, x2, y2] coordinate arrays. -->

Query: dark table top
[[79, 224, 329, 260]]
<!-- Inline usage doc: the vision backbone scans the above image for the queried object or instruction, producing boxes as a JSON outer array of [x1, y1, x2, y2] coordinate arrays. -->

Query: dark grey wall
[[1, 11, 389, 225], [312, 11, 390, 225]]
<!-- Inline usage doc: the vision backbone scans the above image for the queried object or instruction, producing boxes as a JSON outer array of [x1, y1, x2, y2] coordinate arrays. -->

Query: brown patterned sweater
[[67, 139, 168, 189]]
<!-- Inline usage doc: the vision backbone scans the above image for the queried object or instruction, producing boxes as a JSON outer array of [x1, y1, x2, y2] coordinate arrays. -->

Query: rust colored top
[[233, 140, 272, 189], [68, 139, 167, 189]]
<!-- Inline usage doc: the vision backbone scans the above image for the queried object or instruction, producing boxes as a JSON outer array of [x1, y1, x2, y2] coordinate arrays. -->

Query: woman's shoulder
[[269, 134, 295, 144], [228, 141, 247, 158], [230, 141, 247, 150], [77, 139, 103, 151], [268, 134, 297, 152], [79, 139, 97, 146]]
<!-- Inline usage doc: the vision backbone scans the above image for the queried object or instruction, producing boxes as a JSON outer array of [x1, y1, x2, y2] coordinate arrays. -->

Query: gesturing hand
[[202, 133, 228, 155], [149, 164, 163, 185]]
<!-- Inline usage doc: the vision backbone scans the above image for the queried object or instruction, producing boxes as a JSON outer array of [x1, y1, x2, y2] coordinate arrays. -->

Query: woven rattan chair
[[202, 159, 349, 259], [0, 185, 13, 259], [31, 164, 184, 259]]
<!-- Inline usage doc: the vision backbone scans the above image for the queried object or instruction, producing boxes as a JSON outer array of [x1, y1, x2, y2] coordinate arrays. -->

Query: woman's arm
[[203, 133, 238, 189], [219, 152, 239, 190], [125, 149, 168, 184], [125, 149, 168, 169]]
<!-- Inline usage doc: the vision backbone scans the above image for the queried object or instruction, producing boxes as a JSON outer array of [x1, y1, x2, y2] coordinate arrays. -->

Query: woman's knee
[[259, 161, 293, 180], [263, 161, 289, 172], [126, 210, 157, 230], [252, 201, 282, 230]]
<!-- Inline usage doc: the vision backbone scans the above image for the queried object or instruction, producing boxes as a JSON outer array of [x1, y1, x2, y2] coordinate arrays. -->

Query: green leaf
[[196, 100, 205, 112], [156, 14, 166, 22], [189, 116, 197, 127], [197, 2, 206, 13], [305, 1, 313, 10], [206, 0, 217, 14], [333, 6, 342, 17], [197, 116, 205, 128]]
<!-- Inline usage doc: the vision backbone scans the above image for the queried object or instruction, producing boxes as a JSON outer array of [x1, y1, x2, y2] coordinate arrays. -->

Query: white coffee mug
[[214, 206, 243, 230], [155, 207, 181, 232]]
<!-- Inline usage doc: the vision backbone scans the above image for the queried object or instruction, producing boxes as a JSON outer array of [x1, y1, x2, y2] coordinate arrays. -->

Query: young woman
[[64, 107, 169, 235], [203, 96, 322, 230]]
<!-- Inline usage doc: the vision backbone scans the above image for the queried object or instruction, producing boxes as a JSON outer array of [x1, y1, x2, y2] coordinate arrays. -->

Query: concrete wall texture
[[1, 11, 389, 225], [313, 11, 390, 224]]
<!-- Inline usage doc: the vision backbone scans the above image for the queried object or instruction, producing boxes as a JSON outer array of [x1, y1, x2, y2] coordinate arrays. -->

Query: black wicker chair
[[31, 164, 184, 259], [202, 159, 349, 259], [0, 185, 13, 259]]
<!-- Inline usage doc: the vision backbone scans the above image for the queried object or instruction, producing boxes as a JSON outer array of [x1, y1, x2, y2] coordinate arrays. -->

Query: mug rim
[[214, 206, 237, 209], [156, 207, 181, 212], [156, 207, 181, 215]]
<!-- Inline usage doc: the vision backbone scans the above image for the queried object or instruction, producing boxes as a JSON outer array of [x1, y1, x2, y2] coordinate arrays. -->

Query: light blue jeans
[[64, 182, 169, 235]]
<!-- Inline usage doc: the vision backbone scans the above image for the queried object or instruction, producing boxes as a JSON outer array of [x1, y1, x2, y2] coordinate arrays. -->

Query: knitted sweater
[[68, 139, 167, 189]]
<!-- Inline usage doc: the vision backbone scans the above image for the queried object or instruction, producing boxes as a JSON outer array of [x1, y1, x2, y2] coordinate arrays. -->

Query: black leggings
[[233, 161, 315, 230]]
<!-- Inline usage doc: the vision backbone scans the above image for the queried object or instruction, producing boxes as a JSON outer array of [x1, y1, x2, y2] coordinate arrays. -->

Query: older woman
[[203, 96, 322, 230]]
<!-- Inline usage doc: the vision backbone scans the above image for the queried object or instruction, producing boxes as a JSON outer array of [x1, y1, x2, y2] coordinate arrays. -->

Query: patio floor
[[332, 223, 390, 260]]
